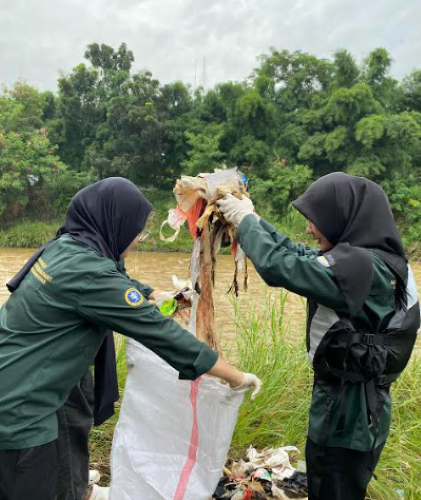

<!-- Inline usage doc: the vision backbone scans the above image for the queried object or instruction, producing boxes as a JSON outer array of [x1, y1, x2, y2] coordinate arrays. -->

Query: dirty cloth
[[160, 168, 249, 351]]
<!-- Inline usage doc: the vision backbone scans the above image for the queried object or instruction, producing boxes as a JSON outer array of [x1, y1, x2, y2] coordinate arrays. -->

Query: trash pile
[[213, 447, 308, 500], [160, 168, 249, 354]]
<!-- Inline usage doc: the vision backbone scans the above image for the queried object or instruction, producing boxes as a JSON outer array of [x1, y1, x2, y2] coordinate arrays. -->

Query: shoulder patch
[[125, 288, 144, 307], [316, 256, 331, 268]]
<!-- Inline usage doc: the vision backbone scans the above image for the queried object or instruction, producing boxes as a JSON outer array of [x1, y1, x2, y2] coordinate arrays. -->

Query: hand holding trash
[[216, 193, 258, 228], [232, 372, 262, 400], [152, 277, 193, 318]]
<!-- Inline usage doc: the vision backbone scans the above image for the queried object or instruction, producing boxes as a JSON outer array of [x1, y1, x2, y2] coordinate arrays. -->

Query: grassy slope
[[0, 189, 194, 251]]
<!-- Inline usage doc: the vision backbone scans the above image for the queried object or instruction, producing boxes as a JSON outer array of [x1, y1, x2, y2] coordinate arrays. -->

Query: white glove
[[232, 372, 262, 400], [216, 194, 258, 228]]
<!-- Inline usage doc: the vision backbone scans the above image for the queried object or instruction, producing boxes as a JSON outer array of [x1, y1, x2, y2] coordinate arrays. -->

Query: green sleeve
[[259, 218, 318, 257], [119, 261, 154, 298], [129, 279, 154, 299], [237, 215, 348, 312], [77, 270, 218, 380]]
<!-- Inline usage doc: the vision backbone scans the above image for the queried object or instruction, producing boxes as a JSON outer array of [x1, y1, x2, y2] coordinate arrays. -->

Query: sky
[[0, 0, 419, 91]]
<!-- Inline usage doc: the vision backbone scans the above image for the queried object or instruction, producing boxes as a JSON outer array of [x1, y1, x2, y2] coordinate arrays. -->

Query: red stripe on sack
[[173, 378, 201, 500]]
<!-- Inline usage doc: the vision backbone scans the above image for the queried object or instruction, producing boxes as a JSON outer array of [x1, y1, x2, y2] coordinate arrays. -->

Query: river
[[0, 249, 419, 350]]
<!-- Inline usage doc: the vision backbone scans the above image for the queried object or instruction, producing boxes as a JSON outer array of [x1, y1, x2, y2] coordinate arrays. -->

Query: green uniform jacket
[[237, 215, 396, 451], [0, 236, 218, 450]]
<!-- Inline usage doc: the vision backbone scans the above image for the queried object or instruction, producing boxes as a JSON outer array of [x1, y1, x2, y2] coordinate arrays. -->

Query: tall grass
[[228, 292, 421, 500], [0, 189, 195, 252], [229, 291, 312, 450]]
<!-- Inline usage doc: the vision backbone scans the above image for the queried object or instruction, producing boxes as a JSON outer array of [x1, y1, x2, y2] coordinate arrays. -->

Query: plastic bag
[[110, 340, 245, 500], [160, 207, 188, 242]]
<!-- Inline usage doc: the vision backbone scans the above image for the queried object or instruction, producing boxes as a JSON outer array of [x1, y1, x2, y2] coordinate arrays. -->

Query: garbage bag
[[110, 339, 245, 500]]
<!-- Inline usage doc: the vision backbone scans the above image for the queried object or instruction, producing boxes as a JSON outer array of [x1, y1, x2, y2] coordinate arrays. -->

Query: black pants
[[0, 441, 57, 500], [56, 370, 94, 500], [306, 437, 385, 500]]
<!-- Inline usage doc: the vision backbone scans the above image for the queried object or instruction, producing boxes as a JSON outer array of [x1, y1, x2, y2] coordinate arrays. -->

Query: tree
[[181, 125, 224, 175], [85, 42, 134, 73], [0, 85, 66, 219], [252, 163, 313, 214], [332, 50, 360, 89], [363, 48, 399, 108], [57, 64, 100, 169], [401, 70, 421, 112]]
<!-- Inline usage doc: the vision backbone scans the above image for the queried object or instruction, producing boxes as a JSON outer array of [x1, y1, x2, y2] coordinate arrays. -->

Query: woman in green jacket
[[0, 177, 261, 500], [218, 172, 419, 500]]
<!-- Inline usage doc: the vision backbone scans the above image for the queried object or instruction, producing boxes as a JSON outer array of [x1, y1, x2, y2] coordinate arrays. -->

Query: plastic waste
[[203, 168, 241, 197], [158, 297, 178, 316], [160, 167, 246, 244], [277, 472, 308, 497], [251, 468, 272, 482], [160, 207, 188, 242], [212, 446, 307, 500], [152, 278, 193, 318]]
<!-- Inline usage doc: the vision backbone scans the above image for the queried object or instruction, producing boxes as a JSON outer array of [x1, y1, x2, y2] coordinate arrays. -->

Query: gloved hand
[[231, 372, 262, 400], [216, 194, 258, 228]]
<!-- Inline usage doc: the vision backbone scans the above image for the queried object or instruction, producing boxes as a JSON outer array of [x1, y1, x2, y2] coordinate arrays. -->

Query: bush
[[0, 221, 59, 247], [251, 163, 313, 217], [382, 174, 421, 257]]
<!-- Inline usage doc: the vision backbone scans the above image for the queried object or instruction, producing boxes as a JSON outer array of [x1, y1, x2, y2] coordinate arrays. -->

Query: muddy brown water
[[0, 249, 420, 351]]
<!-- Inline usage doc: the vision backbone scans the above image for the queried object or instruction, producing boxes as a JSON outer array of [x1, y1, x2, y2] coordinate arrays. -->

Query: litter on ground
[[212, 447, 308, 500]]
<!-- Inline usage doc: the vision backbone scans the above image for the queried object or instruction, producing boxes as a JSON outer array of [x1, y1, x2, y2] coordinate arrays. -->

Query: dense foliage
[[0, 43, 420, 251]]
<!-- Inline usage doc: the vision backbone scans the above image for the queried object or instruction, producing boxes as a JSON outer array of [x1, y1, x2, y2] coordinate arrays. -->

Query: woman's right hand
[[231, 373, 262, 400], [206, 358, 262, 399]]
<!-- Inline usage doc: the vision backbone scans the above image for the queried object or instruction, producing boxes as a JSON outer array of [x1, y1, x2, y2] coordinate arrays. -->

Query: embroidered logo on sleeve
[[125, 288, 144, 307], [316, 256, 331, 268]]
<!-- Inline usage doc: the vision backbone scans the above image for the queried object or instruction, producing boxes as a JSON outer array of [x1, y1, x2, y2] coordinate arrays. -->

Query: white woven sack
[[110, 338, 245, 500]]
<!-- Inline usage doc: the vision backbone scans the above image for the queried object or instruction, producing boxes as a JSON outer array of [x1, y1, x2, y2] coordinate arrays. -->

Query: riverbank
[[0, 189, 308, 253], [1, 189, 419, 257]]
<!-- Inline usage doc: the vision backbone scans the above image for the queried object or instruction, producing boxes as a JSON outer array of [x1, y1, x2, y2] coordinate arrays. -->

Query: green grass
[[0, 189, 195, 252], [229, 291, 312, 451], [0, 220, 60, 248], [90, 294, 421, 499]]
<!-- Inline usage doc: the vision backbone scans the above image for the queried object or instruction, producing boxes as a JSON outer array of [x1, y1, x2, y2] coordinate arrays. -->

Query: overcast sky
[[0, 0, 419, 92]]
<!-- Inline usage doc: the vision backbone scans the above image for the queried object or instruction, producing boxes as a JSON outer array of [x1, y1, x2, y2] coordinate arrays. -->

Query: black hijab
[[7, 177, 153, 425], [292, 173, 407, 316], [62, 176, 153, 261]]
